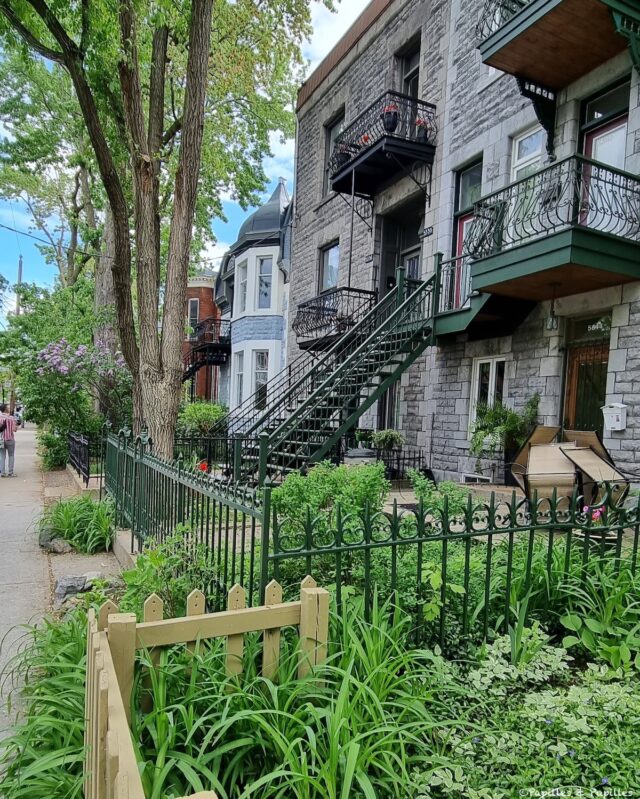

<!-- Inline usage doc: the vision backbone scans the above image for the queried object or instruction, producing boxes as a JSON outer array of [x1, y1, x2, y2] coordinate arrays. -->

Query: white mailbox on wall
[[602, 403, 627, 432]]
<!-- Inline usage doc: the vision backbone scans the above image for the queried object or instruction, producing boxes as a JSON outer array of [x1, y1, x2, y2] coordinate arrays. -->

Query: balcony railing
[[327, 91, 437, 178], [438, 255, 472, 314], [190, 317, 231, 346], [476, 0, 530, 40], [464, 155, 640, 261], [292, 287, 377, 341]]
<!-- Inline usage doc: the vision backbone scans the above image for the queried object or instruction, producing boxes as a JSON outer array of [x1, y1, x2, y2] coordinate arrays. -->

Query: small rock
[[48, 538, 74, 555], [38, 527, 55, 548], [82, 572, 124, 593], [53, 575, 87, 609]]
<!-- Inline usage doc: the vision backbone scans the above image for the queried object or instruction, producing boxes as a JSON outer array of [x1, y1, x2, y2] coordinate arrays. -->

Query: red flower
[[198, 461, 208, 472]]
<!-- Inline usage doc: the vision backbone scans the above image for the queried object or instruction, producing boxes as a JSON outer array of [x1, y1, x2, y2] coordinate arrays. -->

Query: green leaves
[[39, 495, 116, 554]]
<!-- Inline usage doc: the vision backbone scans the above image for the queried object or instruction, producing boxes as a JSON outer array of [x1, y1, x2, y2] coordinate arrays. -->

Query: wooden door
[[564, 343, 609, 433]]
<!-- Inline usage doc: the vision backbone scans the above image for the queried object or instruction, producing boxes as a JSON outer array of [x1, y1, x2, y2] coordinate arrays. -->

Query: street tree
[[0, 0, 331, 457]]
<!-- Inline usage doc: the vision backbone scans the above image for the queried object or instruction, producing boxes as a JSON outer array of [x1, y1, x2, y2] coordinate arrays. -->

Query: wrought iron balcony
[[328, 91, 437, 196], [292, 287, 377, 348], [463, 155, 640, 301], [183, 317, 231, 382], [476, 0, 634, 91], [190, 317, 231, 347]]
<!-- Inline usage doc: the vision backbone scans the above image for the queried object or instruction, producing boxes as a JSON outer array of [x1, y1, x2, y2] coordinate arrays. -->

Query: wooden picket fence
[[84, 577, 330, 799]]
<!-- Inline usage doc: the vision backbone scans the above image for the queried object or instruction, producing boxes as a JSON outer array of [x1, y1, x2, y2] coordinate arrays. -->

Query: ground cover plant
[[38, 495, 116, 554]]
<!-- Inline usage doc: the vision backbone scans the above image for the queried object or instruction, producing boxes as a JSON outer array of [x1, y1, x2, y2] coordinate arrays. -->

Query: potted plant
[[360, 132, 372, 148], [415, 116, 432, 144], [469, 394, 539, 485], [355, 428, 374, 449], [372, 429, 405, 452], [381, 102, 399, 133]]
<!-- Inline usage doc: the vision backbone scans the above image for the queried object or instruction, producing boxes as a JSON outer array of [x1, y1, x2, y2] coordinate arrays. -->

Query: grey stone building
[[287, 0, 640, 483]]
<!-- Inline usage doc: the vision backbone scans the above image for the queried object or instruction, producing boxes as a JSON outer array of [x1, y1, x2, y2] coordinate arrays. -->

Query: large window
[[470, 356, 506, 427], [254, 350, 269, 410], [402, 44, 420, 99], [187, 298, 199, 339], [454, 160, 483, 256], [234, 351, 244, 407], [324, 112, 344, 194], [319, 242, 339, 292], [257, 256, 273, 310], [511, 127, 545, 181], [236, 260, 248, 314]]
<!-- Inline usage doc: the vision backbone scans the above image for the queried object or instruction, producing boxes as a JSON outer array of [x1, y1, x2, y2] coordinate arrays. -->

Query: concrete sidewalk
[[0, 425, 49, 737]]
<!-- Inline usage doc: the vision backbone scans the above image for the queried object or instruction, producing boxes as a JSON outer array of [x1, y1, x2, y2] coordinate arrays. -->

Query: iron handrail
[[188, 316, 231, 345], [476, 0, 531, 41], [328, 90, 437, 177], [265, 276, 435, 468], [463, 154, 640, 260], [437, 254, 473, 314], [292, 286, 377, 339]]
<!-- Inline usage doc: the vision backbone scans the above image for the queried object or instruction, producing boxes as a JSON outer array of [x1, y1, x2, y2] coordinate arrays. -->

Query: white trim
[[511, 125, 545, 182], [469, 355, 507, 431], [187, 298, 199, 339]]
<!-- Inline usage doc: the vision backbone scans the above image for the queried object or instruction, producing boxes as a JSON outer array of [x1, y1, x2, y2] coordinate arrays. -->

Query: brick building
[[286, 0, 640, 483], [182, 269, 228, 402]]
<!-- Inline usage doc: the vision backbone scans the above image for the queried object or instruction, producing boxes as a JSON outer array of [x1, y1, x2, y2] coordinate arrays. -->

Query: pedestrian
[[0, 403, 17, 478]]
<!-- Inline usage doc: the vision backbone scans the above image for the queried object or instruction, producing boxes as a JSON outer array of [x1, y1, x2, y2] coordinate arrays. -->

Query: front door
[[564, 342, 609, 433]]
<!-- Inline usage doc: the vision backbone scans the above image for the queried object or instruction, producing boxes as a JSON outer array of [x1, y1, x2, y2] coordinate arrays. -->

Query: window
[[234, 352, 244, 407], [584, 80, 630, 127], [254, 350, 269, 410], [236, 260, 248, 314], [402, 45, 420, 99], [187, 298, 199, 339], [319, 242, 339, 292], [511, 127, 545, 181], [257, 256, 273, 309], [470, 356, 506, 427], [455, 160, 483, 255], [324, 113, 344, 194]]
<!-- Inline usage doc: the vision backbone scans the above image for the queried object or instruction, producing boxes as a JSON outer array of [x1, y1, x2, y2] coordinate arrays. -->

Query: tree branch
[[0, 1, 64, 63], [162, 116, 182, 147], [148, 26, 168, 156]]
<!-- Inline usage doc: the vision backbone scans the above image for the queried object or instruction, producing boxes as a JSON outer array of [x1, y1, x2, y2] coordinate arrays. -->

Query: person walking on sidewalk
[[0, 404, 17, 478]]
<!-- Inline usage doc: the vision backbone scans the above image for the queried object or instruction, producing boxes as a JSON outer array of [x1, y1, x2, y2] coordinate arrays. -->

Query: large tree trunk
[[94, 207, 119, 355]]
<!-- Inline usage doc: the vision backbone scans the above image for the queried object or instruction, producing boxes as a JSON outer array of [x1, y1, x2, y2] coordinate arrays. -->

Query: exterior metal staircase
[[235, 271, 436, 484]]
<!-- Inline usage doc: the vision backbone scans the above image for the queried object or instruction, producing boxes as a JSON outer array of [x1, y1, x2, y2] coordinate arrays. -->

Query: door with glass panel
[[508, 127, 545, 247], [581, 82, 629, 238]]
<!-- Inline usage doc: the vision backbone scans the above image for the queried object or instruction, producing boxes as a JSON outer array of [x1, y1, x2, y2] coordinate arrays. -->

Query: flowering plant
[[583, 505, 605, 526], [382, 103, 399, 113]]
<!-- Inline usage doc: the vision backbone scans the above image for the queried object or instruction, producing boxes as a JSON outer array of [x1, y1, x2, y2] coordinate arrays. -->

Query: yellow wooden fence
[[84, 576, 330, 799]]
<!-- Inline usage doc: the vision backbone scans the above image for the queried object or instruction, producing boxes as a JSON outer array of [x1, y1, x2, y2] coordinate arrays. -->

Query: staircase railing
[[292, 286, 377, 342], [254, 275, 436, 481]]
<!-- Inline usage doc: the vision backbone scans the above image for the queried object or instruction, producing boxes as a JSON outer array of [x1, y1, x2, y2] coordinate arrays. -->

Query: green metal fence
[[104, 428, 640, 653], [266, 489, 640, 653], [105, 430, 270, 609]]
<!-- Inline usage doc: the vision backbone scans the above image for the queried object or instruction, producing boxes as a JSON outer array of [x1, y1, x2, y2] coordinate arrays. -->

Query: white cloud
[[199, 239, 231, 268], [304, 0, 372, 71], [263, 133, 296, 189]]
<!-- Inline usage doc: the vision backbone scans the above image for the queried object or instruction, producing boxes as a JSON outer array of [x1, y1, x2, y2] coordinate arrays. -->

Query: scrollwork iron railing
[[292, 286, 377, 341], [438, 255, 472, 313], [190, 316, 231, 345], [476, 0, 531, 41], [327, 91, 437, 177], [464, 155, 640, 260]]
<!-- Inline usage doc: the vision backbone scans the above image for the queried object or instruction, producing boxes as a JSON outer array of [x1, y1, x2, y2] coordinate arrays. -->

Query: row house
[[286, 0, 640, 484]]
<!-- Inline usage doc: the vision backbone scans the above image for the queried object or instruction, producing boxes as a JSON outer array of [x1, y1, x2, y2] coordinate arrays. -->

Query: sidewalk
[[0, 425, 49, 738]]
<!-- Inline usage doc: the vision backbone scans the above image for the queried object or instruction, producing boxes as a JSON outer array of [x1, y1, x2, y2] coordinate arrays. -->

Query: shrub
[[271, 461, 390, 541], [371, 428, 405, 451], [469, 394, 540, 458], [37, 430, 69, 470], [120, 531, 217, 619], [38, 495, 115, 554], [177, 400, 227, 435], [407, 469, 471, 518]]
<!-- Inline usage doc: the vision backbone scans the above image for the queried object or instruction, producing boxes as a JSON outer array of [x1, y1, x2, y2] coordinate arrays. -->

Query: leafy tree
[[0, 0, 332, 458]]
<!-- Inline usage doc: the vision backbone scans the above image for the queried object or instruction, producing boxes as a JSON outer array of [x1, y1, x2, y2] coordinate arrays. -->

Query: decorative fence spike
[[143, 593, 164, 622], [226, 584, 246, 678], [186, 589, 206, 655], [262, 580, 283, 680], [98, 600, 119, 632]]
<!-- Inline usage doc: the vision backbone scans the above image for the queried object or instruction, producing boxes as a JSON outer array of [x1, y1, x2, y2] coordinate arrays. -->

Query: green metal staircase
[[236, 272, 436, 484]]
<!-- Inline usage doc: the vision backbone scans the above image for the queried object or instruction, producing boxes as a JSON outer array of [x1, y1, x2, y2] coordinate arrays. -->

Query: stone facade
[[289, 0, 640, 482]]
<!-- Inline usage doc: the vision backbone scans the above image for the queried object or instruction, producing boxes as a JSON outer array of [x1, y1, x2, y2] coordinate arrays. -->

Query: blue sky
[[0, 0, 370, 316]]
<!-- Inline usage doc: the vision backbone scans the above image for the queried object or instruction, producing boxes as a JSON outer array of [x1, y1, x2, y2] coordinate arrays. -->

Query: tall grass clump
[[132, 599, 460, 799], [39, 495, 115, 554], [0, 610, 90, 799]]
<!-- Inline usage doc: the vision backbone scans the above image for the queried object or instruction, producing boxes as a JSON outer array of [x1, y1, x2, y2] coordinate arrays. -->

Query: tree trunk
[[94, 207, 119, 355]]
